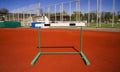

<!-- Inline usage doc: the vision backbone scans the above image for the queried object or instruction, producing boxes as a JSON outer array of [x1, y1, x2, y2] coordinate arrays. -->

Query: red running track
[[0, 28, 120, 72]]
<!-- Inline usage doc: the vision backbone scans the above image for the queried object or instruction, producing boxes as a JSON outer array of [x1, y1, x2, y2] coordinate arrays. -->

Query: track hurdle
[[30, 22, 90, 66]]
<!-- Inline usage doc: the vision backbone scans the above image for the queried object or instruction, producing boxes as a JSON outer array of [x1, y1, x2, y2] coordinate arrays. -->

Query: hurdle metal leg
[[30, 26, 90, 66], [30, 27, 41, 66], [79, 26, 90, 65], [31, 52, 41, 65]]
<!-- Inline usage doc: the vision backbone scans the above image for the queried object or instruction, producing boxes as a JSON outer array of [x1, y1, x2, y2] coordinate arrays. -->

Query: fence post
[[112, 0, 115, 27], [55, 4, 57, 23], [69, 1, 72, 22], [88, 0, 90, 26], [96, 0, 99, 28]]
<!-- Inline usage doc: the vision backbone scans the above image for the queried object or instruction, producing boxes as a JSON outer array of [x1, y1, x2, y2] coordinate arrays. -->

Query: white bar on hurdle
[[35, 23, 44, 27], [50, 22, 85, 27], [35, 22, 85, 28]]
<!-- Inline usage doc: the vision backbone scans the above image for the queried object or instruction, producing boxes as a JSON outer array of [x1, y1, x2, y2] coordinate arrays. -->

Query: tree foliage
[[71, 11, 83, 21], [0, 8, 9, 15]]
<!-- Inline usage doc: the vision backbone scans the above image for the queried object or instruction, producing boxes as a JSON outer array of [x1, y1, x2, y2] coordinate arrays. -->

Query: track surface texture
[[0, 28, 120, 72]]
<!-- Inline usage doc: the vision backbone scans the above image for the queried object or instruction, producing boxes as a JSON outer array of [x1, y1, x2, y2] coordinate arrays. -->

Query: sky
[[0, 0, 120, 13]]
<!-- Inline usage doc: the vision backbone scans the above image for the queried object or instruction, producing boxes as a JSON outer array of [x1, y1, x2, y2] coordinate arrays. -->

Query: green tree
[[91, 13, 97, 22], [62, 10, 68, 15], [82, 12, 96, 23], [71, 11, 83, 21], [0, 8, 9, 15], [71, 13, 76, 21], [0, 8, 9, 21], [114, 15, 119, 24], [104, 12, 112, 23], [115, 15, 118, 21], [83, 13, 87, 20]]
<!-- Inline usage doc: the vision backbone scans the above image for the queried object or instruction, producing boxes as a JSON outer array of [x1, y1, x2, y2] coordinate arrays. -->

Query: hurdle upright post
[[30, 27, 41, 66], [80, 26, 83, 52], [80, 26, 90, 66], [38, 27, 40, 52]]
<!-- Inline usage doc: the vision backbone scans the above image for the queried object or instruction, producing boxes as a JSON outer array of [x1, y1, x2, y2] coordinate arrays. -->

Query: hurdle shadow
[[35, 46, 90, 66], [37, 46, 79, 52]]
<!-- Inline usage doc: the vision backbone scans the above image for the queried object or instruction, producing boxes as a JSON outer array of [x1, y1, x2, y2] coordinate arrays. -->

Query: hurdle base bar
[[80, 51, 90, 66], [30, 52, 41, 66], [30, 51, 90, 66]]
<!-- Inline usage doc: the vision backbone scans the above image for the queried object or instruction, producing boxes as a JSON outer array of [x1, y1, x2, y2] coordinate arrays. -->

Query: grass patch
[[88, 23, 120, 28]]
